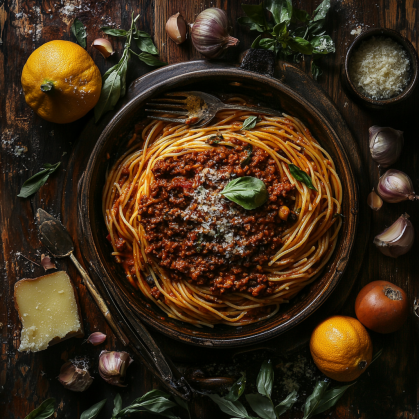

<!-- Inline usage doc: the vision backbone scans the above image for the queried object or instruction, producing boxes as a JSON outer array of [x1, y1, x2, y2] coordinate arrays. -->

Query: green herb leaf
[[302, 380, 329, 419], [313, 0, 331, 22], [311, 382, 356, 417], [225, 372, 247, 402], [81, 399, 107, 419], [241, 3, 267, 29], [273, 21, 287, 37], [258, 38, 276, 51], [71, 18, 87, 48], [18, 162, 61, 198], [135, 36, 159, 55], [112, 394, 123, 417], [241, 144, 253, 167], [118, 58, 129, 98], [238, 16, 266, 32], [134, 389, 173, 403], [136, 29, 152, 38], [101, 27, 128, 37], [251, 34, 263, 48], [94, 69, 121, 122], [266, 0, 293, 24], [311, 35, 335, 54], [221, 176, 268, 210], [292, 8, 310, 23], [241, 115, 259, 130], [25, 398, 55, 419], [307, 19, 326, 35], [275, 390, 298, 416], [256, 360, 274, 399], [173, 395, 191, 419], [208, 394, 248, 418], [246, 394, 276, 419], [138, 52, 167, 66], [311, 60, 323, 80], [288, 163, 317, 191], [206, 134, 224, 146], [288, 37, 313, 54]]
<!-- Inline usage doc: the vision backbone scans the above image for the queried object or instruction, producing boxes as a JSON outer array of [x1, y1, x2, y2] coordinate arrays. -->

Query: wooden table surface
[[1, 1, 419, 418]]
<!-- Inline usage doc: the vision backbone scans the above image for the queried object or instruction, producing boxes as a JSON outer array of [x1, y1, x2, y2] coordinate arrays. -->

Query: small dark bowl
[[344, 28, 419, 108]]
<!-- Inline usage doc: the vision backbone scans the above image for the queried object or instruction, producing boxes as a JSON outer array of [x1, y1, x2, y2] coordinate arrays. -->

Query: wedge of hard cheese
[[14, 271, 84, 352]]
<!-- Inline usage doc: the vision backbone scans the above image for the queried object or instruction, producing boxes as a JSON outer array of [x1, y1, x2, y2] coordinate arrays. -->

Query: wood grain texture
[[0, 1, 418, 418]]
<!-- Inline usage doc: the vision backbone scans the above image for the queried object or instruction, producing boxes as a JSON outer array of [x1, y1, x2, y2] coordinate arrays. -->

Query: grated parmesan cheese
[[349, 36, 410, 100]]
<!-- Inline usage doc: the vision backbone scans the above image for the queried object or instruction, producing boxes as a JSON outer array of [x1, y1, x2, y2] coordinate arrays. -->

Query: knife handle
[[69, 253, 130, 346]]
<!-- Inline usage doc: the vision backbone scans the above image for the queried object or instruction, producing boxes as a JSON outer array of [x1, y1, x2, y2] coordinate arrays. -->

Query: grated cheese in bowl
[[349, 36, 411, 100]]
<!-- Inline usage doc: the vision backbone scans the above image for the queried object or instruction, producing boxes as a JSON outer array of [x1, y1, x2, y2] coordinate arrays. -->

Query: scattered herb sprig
[[221, 176, 268, 210], [288, 163, 317, 191], [71, 17, 87, 48], [94, 13, 166, 122], [241, 115, 260, 131], [17, 162, 61, 198], [238, 0, 335, 79]]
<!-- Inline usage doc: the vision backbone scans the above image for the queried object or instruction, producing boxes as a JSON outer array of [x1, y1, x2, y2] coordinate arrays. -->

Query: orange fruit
[[309, 315, 373, 382], [21, 40, 102, 124]]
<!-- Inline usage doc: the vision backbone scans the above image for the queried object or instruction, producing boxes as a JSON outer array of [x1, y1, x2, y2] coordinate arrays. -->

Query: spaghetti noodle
[[103, 99, 343, 327]]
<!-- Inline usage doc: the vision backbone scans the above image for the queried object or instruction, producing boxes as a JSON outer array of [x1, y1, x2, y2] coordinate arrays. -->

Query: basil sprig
[[70, 17, 87, 48], [241, 115, 259, 131], [288, 163, 317, 191], [95, 13, 166, 122], [238, 0, 335, 79], [80, 399, 107, 419], [24, 398, 55, 419], [18, 162, 61, 198], [221, 176, 268, 210]]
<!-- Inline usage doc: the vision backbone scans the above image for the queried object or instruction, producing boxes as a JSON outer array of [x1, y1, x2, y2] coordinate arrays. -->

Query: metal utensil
[[36, 208, 192, 400], [145, 91, 282, 128]]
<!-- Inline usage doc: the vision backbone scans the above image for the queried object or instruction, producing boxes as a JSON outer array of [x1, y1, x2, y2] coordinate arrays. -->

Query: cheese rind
[[15, 271, 84, 352]]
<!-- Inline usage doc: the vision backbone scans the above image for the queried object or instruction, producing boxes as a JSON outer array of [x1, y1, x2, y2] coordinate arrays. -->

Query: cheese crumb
[[349, 36, 410, 100]]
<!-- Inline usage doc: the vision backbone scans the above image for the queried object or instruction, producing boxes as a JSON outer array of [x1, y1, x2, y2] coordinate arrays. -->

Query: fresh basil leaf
[[241, 3, 267, 29], [292, 8, 310, 23], [251, 34, 263, 48], [237, 16, 265, 32], [256, 360, 274, 399], [288, 37, 313, 54], [311, 382, 356, 416], [174, 395, 191, 418], [241, 115, 259, 130], [102, 63, 120, 82], [113, 394, 122, 417], [80, 399, 107, 419], [275, 390, 298, 416], [18, 162, 61, 198], [140, 397, 177, 413], [288, 163, 317, 190], [225, 372, 247, 402], [118, 58, 128, 98], [135, 36, 159, 55], [101, 27, 128, 37], [138, 52, 167, 67], [94, 70, 121, 122], [208, 394, 248, 418], [311, 60, 323, 80], [302, 380, 329, 419], [273, 21, 287, 37], [135, 389, 172, 403], [221, 176, 268, 210], [245, 394, 276, 419], [25, 398, 55, 419], [71, 18, 87, 48], [266, 0, 293, 24], [307, 19, 326, 35], [241, 145, 253, 167], [313, 0, 331, 22], [136, 29, 152, 38], [258, 38, 276, 51], [311, 35, 335, 54]]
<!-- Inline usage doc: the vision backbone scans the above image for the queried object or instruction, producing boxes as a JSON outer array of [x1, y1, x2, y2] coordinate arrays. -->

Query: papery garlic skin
[[58, 361, 93, 392], [86, 332, 107, 346], [367, 189, 383, 211], [98, 350, 133, 387], [377, 169, 416, 203], [92, 38, 115, 58], [191, 8, 239, 59], [369, 126, 404, 168], [374, 213, 414, 258], [166, 13, 187, 45]]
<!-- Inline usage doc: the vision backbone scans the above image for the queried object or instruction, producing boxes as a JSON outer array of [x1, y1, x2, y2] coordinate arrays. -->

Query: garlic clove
[[86, 332, 107, 346], [369, 126, 404, 168], [377, 169, 416, 203], [166, 12, 187, 45], [98, 350, 133, 387], [367, 188, 383, 211], [58, 361, 94, 392], [92, 38, 115, 58], [373, 213, 414, 258]]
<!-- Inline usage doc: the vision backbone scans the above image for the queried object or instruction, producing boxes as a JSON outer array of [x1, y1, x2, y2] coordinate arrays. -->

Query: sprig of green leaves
[[18, 162, 61, 198], [95, 13, 166, 122], [238, 0, 335, 79], [71, 17, 87, 48]]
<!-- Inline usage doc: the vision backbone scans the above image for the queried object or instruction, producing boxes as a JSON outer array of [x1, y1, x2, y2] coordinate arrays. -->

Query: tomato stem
[[41, 81, 54, 93]]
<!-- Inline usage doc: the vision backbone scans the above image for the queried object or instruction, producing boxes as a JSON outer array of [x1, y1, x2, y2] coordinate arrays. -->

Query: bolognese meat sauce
[[138, 139, 295, 298]]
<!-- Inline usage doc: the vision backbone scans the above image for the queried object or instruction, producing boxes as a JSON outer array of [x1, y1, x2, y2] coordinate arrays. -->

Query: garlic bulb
[[98, 350, 133, 387], [367, 189, 383, 211], [92, 38, 115, 58], [191, 8, 239, 59], [166, 13, 187, 45], [86, 332, 107, 346], [373, 213, 414, 258], [58, 361, 93, 392], [369, 126, 404, 168], [377, 169, 416, 203]]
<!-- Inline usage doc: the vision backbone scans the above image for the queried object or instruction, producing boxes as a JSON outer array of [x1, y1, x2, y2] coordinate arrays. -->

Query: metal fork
[[145, 91, 283, 128]]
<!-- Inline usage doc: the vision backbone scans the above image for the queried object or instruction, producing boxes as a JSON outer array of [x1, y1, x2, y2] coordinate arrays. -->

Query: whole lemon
[[310, 315, 373, 382], [21, 40, 102, 124]]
